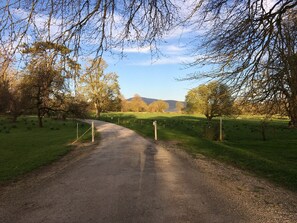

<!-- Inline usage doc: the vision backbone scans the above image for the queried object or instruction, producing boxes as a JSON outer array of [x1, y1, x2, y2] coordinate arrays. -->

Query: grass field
[[99, 112, 297, 191], [0, 117, 92, 182]]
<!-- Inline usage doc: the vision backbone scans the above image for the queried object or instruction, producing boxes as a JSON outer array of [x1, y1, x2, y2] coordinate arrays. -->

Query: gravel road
[[0, 120, 296, 223]]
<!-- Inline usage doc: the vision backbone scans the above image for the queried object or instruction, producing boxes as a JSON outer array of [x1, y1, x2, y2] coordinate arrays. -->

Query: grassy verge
[[0, 116, 92, 182], [99, 112, 297, 191]]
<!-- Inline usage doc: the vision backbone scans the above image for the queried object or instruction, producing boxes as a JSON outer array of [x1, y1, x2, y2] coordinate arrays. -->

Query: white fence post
[[153, 121, 157, 141]]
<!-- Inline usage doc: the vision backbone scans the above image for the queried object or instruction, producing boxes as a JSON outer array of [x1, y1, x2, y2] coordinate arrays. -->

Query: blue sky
[[7, 1, 211, 102], [99, 0, 278, 102], [106, 57, 199, 101], [105, 54, 199, 102], [6, 0, 278, 102], [103, 29, 205, 102]]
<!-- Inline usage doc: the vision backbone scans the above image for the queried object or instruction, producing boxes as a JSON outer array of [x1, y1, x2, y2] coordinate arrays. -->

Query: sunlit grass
[[99, 112, 297, 191], [0, 117, 92, 182]]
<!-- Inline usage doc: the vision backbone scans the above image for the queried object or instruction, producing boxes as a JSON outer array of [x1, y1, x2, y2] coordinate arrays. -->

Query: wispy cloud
[[12, 8, 63, 40], [112, 44, 187, 55], [119, 46, 152, 54], [129, 55, 195, 66], [163, 45, 186, 54], [163, 26, 193, 40]]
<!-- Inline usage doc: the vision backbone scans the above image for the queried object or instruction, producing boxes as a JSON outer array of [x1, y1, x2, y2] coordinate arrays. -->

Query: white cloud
[[122, 46, 152, 53], [12, 8, 63, 40], [111, 45, 152, 54], [163, 26, 193, 40], [112, 43, 187, 56], [129, 55, 195, 66], [163, 45, 186, 54]]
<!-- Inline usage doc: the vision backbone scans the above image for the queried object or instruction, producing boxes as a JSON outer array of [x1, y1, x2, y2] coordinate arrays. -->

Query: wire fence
[[71, 121, 95, 144]]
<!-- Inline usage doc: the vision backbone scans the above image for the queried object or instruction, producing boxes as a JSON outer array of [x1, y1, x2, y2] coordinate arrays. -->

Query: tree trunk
[[11, 114, 18, 123], [261, 121, 267, 141], [288, 96, 297, 128], [289, 111, 297, 128], [10, 102, 22, 123], [38, 109, 43, 128], [94, 102, 101, 118], [205, 114, 213, 121], [287, 55, 297, 127]]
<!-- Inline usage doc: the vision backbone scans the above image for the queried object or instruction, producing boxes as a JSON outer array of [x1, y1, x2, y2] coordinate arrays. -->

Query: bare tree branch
[[183, 1, 297, 123], [0, 0, 178, 58]]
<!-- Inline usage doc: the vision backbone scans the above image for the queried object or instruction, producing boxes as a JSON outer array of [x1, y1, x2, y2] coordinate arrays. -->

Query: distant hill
[[127, 97, 185, 112]]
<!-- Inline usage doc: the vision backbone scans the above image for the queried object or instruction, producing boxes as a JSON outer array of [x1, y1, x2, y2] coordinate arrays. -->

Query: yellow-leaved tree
[[79, 58, 121, 118]]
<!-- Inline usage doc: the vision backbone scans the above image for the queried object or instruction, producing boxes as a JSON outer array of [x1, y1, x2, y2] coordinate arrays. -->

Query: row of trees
[[185, 81, 291, 121], [1, 1, 296, 126], [1, 42, 183, 126], [0, 42, 121, 127], [121, 94, 184, 113]]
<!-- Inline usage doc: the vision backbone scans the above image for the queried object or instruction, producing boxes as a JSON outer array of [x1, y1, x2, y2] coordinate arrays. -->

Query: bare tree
[[0, 51, 16, 114], [0, 50, 13, 82], [0, 0, 178, 57], [184, 0, 297, 126]]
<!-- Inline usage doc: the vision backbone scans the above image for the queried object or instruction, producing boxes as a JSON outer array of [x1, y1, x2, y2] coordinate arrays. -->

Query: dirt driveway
[[0, 120, 296, 223]]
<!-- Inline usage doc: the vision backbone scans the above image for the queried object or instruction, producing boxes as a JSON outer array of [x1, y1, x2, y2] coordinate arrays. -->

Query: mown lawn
[[0, 117, 92, 182], [99, 112, 297, 191]]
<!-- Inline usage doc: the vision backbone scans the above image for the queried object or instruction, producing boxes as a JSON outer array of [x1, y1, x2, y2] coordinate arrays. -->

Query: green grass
[[0, 116, 92, 182], [99, 112, 297, 191]]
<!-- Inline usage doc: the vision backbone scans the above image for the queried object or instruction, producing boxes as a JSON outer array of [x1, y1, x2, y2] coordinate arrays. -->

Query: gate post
[[92, 121, 95, 143]]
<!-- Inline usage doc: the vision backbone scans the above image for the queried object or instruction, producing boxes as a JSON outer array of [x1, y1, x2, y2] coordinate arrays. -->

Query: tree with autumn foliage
[[148, 100, 169, 112], [186, 82, 234, 121], [175, 102, 184, 113], [21, 41, 77, 127], [0, 51, 13, 114], [79, 58, 121, 118], [128, 95, 148, 112]]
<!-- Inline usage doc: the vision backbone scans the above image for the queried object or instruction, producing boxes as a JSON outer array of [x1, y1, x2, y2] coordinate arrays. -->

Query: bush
[[65, 99, 90, 119]]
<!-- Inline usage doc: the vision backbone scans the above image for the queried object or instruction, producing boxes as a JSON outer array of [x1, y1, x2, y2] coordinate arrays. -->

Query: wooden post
[[219, 117, 223, 141], [153, 121, 157, 141], [92, 121, 95, 143]]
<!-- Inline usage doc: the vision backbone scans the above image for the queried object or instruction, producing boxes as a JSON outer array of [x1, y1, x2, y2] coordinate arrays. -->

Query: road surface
[[0, 120, 295, 222]]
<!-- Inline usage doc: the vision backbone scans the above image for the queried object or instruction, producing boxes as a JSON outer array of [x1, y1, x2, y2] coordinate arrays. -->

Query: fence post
[[153, 121, 157, 141], [92, 121, 95, 143]]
